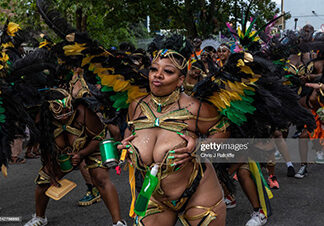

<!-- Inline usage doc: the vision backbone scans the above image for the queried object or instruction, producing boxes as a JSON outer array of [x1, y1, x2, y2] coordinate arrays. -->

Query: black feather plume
[[36, 0, 76, 39]]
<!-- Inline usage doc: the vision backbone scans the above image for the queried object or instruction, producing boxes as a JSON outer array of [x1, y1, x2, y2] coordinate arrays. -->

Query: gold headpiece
[[48, 88, 73, 119], [153, 49, 188, 71]]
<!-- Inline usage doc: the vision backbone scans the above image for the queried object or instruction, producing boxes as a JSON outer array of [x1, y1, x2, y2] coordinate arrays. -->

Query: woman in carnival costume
[[24, 87, 125, 226], [118, 35, 228, 225], [20, 0, 130, 225]]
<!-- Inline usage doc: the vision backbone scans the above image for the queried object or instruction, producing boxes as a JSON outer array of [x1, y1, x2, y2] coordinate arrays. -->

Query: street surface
[[1, 159, 324, 226]]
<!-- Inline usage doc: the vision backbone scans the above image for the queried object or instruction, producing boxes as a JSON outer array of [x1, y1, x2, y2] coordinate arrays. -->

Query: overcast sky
[[274, 0, 281, 8]]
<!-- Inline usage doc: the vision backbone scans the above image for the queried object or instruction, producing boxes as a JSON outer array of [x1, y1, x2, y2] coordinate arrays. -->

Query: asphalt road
[[1, 158, 324, 226]]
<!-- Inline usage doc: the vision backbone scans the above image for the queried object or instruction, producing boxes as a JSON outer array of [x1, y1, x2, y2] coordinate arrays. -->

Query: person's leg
[[89, 167, 122, 223], [266, 158, 279, 189], [237, 167, 267, 226], [273, 130, 293, 163], [35, 166, 65, 217], [138, 199, 178, 226], [299, 130, 309, 163], [80, 161, 92, 185], [35, 184, 51, 217], [273, 130, 296, 176], [181, 163, 226, 226], [10, 138, 25, 164], [79, 161, 101, 206], [295, 129, 309, 178], [237, 168, 260, 209], [25, 165, 65, 226], [25, 144, 40, 159]]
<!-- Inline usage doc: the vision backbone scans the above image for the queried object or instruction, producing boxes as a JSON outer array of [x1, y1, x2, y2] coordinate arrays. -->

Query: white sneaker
[[224, 195, 237, 209], [113, 220, 127, 226], [315, 152, 324, 164], [24, 214, 48, 226], [245, 210, 267, 226], [274, 150, 282, 160], [294, 165, 307, 179]]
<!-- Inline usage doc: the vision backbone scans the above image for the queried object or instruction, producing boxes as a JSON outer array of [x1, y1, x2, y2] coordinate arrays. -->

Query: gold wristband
[[319, 83, 324, 96]]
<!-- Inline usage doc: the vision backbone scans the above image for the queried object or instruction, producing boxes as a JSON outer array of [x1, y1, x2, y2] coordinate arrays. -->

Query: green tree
[[0, 0, 150, 47], [0, 0, 282, 45]]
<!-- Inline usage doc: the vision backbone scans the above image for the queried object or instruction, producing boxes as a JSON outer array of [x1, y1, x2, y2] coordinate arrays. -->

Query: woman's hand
[[69, 153, 83, 166], [117, 134, 135, 151], [171, 133, 196, 165]]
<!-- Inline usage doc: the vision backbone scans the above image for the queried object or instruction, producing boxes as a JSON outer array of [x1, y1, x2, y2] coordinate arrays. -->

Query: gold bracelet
[[319, 83, 324, 96]]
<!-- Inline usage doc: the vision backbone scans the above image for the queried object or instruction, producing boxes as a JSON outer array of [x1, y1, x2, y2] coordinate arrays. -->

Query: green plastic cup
[[58, 154, 73, 173], [100, 139, 121, 168]]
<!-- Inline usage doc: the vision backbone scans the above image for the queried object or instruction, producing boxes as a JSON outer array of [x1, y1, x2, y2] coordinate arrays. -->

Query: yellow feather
[[7, 22, 21, 37], [247, 77, 259, 84], [219, 91, 231, 107], [224, 89, 241, 101], [249, 31, 257, 38], [127, 86, 147, 103], [238, 27, 243, 39], [101, 75, 117, 86], [209, 95, 226, 110], [226, 81, 245, 96], [1, 164, 7, 177], [240, 65, 255, 76], [237, 59, 245, 67], [39, 40, 50, 49], [63, 43, 87, 56], [94, 67, 108, 75], [1, 42, 14, 49], [81, 55, 95, 67], [0, 52, 9, 62], [113, 80, 130, 92], [253, 36, 260, 42], [88, 63, 96, 71]]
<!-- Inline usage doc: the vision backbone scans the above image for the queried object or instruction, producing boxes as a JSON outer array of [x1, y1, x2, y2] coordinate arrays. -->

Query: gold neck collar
[[150, 89, 180, 113]]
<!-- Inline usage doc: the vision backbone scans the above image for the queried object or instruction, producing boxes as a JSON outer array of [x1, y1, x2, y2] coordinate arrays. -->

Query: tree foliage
[[0, 0, 282, 45]]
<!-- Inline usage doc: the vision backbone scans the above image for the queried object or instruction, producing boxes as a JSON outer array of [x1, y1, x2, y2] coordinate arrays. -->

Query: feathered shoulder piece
[[194, 52, 258, 127], [194, 51, 316, 137], [37, 0, 149, 112]]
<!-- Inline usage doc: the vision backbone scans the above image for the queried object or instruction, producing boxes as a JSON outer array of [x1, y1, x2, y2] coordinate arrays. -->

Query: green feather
[[0, 107, 5, 113], [0, 114, 5, 122], [272, 60, 285, 66], [284, 74, 295, 78], [101, 86, 113, 92], [231, 101, 256, 113], [241, 95, 254, 103], [222, 108, 247, 125], [110, 92, 129, 109], [245, 18, 257, 38], [243, 89, 255, 96]]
